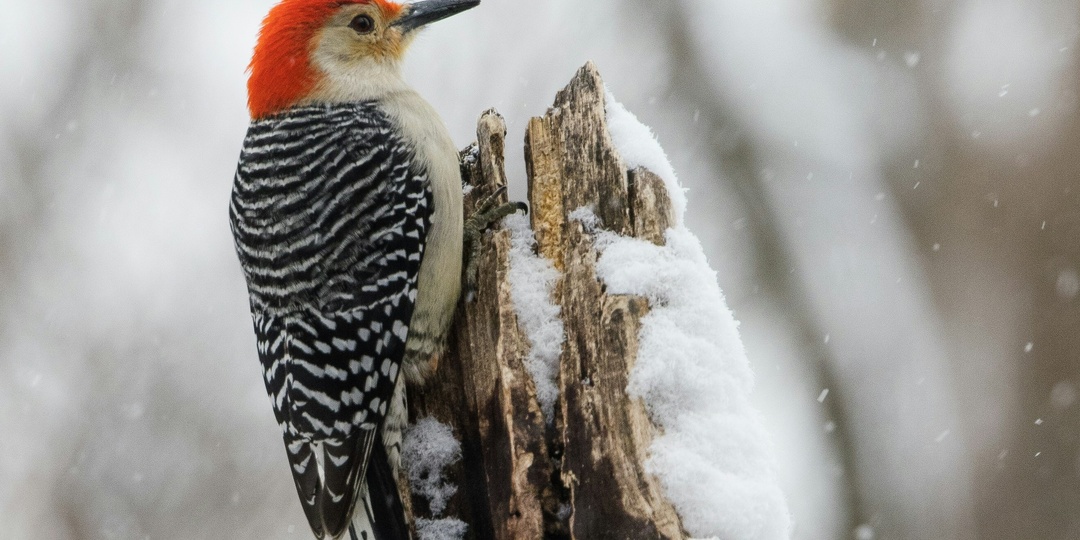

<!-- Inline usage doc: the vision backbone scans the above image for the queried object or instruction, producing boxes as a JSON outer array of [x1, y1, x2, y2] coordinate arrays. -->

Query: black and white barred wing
[[231, 103, 430, 538]]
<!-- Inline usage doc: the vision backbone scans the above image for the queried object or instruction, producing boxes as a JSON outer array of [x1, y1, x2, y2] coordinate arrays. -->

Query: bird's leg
[[463, 185, 528, 291]]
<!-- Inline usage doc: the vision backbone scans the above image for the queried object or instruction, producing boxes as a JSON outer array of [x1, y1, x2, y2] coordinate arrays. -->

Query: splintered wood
[[406, 63, 686, 540]]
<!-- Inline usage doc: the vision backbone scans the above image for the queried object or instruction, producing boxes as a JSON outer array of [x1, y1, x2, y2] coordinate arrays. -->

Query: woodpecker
[[229, 0, 490, 538]]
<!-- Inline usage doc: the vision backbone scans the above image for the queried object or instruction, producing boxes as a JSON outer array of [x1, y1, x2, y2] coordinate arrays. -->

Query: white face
[[314, 4, 415, 68]]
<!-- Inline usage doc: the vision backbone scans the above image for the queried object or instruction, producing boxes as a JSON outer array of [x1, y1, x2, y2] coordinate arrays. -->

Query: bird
[[227, 0, 514, 538]]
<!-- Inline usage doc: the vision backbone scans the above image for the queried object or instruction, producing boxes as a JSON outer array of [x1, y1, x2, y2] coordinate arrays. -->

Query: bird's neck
[[305, 56, 411, 106]]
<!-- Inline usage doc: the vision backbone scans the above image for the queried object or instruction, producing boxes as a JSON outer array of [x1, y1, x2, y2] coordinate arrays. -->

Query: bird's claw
[[463, 185, 528, 293]]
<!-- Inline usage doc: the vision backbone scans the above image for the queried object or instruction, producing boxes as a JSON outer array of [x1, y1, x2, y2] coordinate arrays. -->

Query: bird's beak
[[391, 0, 480, 34]]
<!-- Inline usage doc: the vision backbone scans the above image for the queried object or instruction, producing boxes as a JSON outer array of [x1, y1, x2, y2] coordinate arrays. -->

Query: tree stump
[[406, 63, 687, 540]]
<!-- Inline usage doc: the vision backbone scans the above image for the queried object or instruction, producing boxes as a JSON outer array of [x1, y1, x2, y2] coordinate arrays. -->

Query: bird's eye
[[349, 15, 375, 34]]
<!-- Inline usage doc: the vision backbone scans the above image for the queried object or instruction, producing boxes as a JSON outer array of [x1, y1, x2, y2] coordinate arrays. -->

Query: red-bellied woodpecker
[[229, 1, 518, 538]]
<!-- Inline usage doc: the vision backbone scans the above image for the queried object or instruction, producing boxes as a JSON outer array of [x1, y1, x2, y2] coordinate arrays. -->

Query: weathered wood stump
[[406, 63, 686, 540]]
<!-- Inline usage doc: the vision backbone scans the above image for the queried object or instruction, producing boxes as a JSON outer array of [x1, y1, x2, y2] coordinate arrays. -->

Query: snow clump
[[594, 91, 792, 540], [402, 417, 467, 540], [604, 89, 688, 225], [415, 517, 469, 540]]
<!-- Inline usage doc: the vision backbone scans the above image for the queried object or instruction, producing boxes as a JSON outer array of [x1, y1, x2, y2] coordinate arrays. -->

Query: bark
[[406, 63, 686, 540]]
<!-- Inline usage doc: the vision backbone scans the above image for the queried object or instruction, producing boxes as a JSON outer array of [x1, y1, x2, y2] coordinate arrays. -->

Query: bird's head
[[248, 0, 479, 119]]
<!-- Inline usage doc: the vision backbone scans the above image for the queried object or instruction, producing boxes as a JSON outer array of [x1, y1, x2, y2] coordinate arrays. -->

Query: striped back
[[230, 102, 430, 538]]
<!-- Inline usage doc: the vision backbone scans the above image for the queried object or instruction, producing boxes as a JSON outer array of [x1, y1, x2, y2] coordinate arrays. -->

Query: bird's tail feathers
[[349, 441, 410, 540], [347, 490, 378, 540]]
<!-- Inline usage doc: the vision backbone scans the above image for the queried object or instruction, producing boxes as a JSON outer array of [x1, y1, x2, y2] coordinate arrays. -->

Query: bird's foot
[[463, 185, 528, 292]]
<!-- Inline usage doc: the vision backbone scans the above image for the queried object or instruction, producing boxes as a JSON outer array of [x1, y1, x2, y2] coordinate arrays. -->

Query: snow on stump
[[404, 63, 791, 540]]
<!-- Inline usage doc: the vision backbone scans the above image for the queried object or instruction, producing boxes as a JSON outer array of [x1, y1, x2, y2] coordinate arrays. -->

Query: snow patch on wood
[[402, 417, 465, 540], [504, 213, 564, 421]]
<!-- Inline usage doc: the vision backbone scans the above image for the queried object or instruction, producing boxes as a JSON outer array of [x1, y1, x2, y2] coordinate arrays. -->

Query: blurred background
[[2, 0, 1078, 538]]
